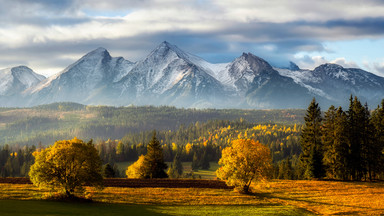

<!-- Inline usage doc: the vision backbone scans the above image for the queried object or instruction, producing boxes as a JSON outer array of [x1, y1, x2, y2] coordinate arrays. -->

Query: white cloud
[[363, 59, 384, 77], [295, 55, 328, 70], [212, 0, 384, 23], [0, 0, 384, 76], [374, 61, 384, 76], [330, 58, 359, 68], [295, 56, 362, 71]]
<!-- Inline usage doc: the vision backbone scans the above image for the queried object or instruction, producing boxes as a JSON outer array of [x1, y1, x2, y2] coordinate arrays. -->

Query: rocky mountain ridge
[[1, 41, 383, 109]]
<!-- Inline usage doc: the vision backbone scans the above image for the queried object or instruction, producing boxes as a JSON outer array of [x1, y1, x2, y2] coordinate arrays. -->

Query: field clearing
[[0, 199, 307, 216], [116, 162, 220, 179], [254, 180, 384, 215], [1, 180, 384, 215]]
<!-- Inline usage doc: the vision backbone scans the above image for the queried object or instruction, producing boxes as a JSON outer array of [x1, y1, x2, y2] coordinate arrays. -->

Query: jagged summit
[[147, 41, 193, 63], [240, 52, 274, 71], [288, 62, 300, 71], [79, 47, 111, 61], [1, 42, 384, 109], [314, 63, 344, 71]]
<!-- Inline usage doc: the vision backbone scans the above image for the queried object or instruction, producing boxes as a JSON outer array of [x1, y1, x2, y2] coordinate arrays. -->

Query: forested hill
[[0, 102, 305, 146]]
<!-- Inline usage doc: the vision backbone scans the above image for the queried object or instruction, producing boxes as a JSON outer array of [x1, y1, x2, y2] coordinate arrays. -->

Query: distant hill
[[0, 102, 305, 146]]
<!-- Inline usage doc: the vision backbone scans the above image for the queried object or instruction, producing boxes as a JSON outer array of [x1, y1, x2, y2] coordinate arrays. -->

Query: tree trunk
[[243, 185, 249, 194]]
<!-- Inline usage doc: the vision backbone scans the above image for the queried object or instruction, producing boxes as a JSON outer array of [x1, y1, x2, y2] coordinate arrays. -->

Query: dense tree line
[[0, 144, 36, 177], [94, 119, 302, 164], [0, 102, 305, 146], [299, 97, 384, 181]]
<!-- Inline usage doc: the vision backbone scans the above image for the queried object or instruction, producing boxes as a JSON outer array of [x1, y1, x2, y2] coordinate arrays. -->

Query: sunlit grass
[[1, 180, 384, 215], [182, 162, 219, 179], [116, 161, 219, 179], [253, 180, 384, 215]]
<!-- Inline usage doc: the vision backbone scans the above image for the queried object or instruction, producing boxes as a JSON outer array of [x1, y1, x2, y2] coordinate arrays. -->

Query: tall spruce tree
[[283, 157, 294, 180], [322, 106, 349, 180], [167, 153, 183, 178], [200, 150, 210, 170], [300, 98, 324, 179], [191, 152, 199, 171], [143, 131, 168, 178], [333, 108, 350, 180], [322, 106, 337, 178], [346, 96, 366, 180], [361, 103, 376, 181], [371, 100, 384, 180]]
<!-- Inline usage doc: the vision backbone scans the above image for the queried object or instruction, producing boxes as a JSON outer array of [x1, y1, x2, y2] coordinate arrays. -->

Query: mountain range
[[1, 41, 384, 109]]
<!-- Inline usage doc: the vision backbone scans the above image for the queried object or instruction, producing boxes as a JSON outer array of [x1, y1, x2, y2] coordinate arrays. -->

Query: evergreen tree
[[199, 150, 210, 170], [322, 106, 337, 178], [299, 98, 324, 179], [283, 157, 294, 180], [143, 131, 168, 178], [103, 163, 115, 178], [278, 157, 294, 179], [371, 100, 384, 180], [333, 108, 349, 180], [191, 151, 199, 171], [322, 106, 349, 180], [361, 103, 376, 181], [167, 153, 183, 178], [346, 96, 366, 180]]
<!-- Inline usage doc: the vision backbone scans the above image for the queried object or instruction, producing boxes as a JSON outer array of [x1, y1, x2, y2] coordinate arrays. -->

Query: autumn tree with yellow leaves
[[126, 155, 146, 178], [29, 137, 103, 198], [216, 139, 272, 193]]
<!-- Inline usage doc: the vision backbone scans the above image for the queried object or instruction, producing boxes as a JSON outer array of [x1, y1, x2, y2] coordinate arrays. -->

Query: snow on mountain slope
[[276, 63, 384, 106], [116, 41, 226, 100], [0, 66, 45, 96], [275, 68, 331, 99], [25, 47, 134, 105], [2, 42, 384, 109], [218, 52, 282, 92]]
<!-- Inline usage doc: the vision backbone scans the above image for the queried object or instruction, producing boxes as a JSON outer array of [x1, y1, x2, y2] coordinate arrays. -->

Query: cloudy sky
[[1, 0, 384, 77]]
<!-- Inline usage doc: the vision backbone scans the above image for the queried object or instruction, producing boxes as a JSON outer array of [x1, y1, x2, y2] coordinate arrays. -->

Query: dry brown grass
[[253, 180, 384, 215], [89, 187, 270, 205], [1, 180, 384, 215]]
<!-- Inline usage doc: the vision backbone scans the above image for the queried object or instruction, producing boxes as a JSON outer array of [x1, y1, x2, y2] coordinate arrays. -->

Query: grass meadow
[[116, 162, 220, 179], [1, 179, 384, 215]]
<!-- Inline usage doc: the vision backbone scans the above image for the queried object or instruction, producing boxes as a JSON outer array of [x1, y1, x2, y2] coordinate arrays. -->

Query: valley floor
[[1, 180, 383, 215]]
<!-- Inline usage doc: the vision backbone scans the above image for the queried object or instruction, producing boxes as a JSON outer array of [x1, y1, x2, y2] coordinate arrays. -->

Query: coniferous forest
[[299, 97, 384, 181], [0, 97, 383, 181]]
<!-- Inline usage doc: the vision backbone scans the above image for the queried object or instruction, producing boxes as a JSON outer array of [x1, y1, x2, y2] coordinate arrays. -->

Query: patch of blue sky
[[83, 9, 132, 18], [295, 38, 384, 67]]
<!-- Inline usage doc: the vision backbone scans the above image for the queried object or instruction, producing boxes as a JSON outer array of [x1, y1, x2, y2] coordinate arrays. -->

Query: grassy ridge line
[[0, 177, 232, 189]]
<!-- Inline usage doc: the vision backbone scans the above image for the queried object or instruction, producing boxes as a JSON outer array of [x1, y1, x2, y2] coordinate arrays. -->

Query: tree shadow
[[248, 190, 384, 215]]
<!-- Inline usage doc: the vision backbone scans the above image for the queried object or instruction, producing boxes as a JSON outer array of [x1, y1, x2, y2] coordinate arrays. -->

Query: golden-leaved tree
[[29, 137, 103, 197], [126, 155, 146, 178], [216, 139, 272, 193]]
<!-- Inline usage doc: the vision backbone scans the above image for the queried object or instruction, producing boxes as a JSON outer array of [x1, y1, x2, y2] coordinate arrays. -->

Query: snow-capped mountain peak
[[2, 42, 384, 109], [0, 66, 45, 96]]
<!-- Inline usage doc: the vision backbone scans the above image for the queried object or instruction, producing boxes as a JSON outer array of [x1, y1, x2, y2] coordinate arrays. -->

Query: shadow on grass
[[0, 199, 169, 216], [249, 190, 384, 215]]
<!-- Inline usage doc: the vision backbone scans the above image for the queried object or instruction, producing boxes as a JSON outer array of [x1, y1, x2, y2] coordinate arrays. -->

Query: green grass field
[[0, 200, 310, 216], [2, 180, 384, 215], [116, 161, 220, 179]]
